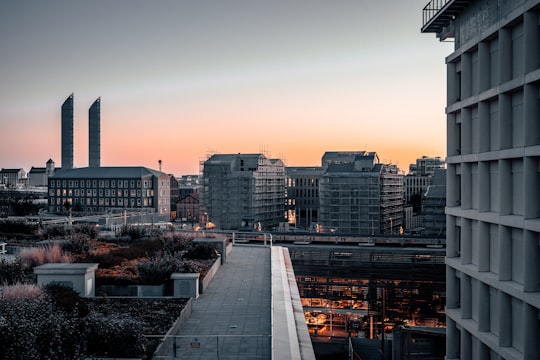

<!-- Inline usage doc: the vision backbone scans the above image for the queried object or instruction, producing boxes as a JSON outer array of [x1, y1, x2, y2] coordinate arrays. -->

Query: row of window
[[50, 179, 152, 189], [54, 196, 152, 208], [51, 188, 154, 198]]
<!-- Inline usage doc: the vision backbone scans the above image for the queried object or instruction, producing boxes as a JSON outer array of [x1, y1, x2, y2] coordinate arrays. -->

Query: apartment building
[[200, 153, 286, 231], [285, 166, 324, 230], [422, 1, 540, 358], [48, 166, 171, 221], [319, 151, 404, 235]]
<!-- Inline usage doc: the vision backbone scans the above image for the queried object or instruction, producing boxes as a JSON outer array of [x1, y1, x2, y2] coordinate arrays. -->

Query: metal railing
[[422, 0, 453, 28]]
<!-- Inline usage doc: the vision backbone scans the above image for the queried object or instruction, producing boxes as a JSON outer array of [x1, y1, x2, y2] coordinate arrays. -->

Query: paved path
[[160, 245, 272, 359]]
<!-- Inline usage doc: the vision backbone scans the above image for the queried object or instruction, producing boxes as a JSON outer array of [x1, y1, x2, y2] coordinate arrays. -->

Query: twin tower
[[61, 94, 101, 169]]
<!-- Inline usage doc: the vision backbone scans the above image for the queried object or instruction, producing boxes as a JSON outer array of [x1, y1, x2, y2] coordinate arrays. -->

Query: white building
[[422, 0, 540, 359]]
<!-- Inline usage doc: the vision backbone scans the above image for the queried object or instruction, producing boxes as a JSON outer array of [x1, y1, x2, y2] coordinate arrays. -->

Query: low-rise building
[[48, 166, 170, 221]]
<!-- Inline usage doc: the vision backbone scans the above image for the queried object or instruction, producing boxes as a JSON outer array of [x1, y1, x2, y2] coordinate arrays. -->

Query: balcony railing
[[422, 0, 453, 29]]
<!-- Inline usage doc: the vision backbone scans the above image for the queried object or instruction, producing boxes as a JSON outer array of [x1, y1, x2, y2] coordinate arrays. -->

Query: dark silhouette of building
[[89, 97, 101, 168], [61, 94, 74, 170]]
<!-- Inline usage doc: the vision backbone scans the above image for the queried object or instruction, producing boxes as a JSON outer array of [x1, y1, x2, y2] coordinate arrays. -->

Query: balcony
[[421, 0, 470, 39]]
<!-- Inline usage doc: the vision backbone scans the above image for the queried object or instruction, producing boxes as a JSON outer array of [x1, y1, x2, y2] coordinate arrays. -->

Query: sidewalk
[[160, 244, 272, 359]]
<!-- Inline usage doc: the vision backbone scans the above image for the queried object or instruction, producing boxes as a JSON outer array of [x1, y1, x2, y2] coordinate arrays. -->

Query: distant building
[[404, 156, 445, 204], [28, 159, 57, 187], [422, 0, 540, 358], [61, 94, 74, 170], [0, 168, 26, 188], [285, 166, 323, 230], [319, 151, 404, 235], [88, 97, 101, 168], [169, 175, 179, 220], [200, 153, 286, 231], [48, 166, 170, 221], [421, 168, 446, 239], [177, 174, 201, 198], [176, 193, 200, 224]]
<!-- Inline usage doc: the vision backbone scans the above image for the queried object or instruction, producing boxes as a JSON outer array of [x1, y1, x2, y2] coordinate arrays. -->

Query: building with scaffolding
[[318, 151, 404, 235], [285, 166, 324, 230], [422, 0, 540, 358], [200, 153, 286, 231]]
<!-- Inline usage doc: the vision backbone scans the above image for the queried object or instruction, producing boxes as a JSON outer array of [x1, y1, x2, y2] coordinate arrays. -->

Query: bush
[[137, 253, 183, 285], [18, 243, 73, 269], [0, 259, 27, 285], [0, 290, 86, 360], [62, 233, 95, 255], [85, 313, 148, 358], [43, 283, 89, 317], [185, 243, 218, 260]]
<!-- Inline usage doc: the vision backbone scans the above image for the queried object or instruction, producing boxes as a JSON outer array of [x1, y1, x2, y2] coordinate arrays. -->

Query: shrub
[[43, 283, 89, 317], [0, 283, 43, 300], [62, 233, 95, 255], [18, 243, 73, 269], [0, 294, 86, 360], [185, 243, 219, 260], [85, 312, 148, 358], [161, 233, 193, 254], [137, 253, 183, 285], [0, 258, 27, 285]]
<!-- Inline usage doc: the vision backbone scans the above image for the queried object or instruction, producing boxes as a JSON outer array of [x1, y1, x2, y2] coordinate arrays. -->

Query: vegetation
[[0, 221, 220, 358], [0, 283, 187, 359]]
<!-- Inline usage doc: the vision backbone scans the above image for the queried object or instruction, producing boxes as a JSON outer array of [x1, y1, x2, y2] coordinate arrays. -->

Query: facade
[[176, 193, 200, 224], [48, 166, 170, 221], [405, 156, 446, 203], [421, 168, 447, 239], [169, 174, 179, 219], [28, 159, 57, 187], [319, 151, 404, 235], [89, 97, 101, 168], [285, 166, 324, 230], [200, 153, 286, 231], [61, 94, 74, 170], [422, 1, 540, 359], [0, 168, 26, 188]]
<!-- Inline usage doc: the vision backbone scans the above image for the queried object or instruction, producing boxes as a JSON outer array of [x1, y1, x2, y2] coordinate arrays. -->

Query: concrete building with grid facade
[[422, 0, 540, 358], [200, 153, 286, 231]]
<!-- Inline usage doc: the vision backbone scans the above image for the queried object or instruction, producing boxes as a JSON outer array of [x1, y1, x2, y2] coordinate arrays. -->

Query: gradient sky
[[0, 1, 453, 176]]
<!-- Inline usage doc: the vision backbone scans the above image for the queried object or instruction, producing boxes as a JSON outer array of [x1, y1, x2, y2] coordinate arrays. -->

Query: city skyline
[[0, 1, 453, 176]]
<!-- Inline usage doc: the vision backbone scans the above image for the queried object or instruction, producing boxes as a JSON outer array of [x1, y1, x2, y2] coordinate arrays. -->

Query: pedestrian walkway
[[159, 244, 272, 359]]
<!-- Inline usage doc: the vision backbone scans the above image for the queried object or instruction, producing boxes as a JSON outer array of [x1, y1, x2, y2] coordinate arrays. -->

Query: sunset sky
[[0, 1, 453, 176]]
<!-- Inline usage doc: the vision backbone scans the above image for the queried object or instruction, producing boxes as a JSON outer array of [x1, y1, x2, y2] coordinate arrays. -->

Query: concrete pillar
[[460, 328, 472, 360], [523, 302, 540, 357], [447, 215, 458, 258], [499, 159, 512, 215], [523, 230, 540, 292], [478, 41, 490, 92], [477, 340, 490, 360], [447, 61, 459, 103], [499, 93, 512, 150], [477, 221, 490, 272], [477, 281, 490, 332], [498, 225, 512, 281], [461, 274, 472, 319], [447, 266, 459, 308], [524, 10, 539, 73], [524, 156, 540, 219], [461, 218, 472, 265], [478, 102, 490, 153], [461, 163, 472, 209], [446, 318, 460, 360], [461, 107, 472, 155], [498, 291, 512, 347], [499, 27, 512, 84], [524, 82, 540, 149], [461, 52, 472, 100], [478, 161, 489, 212]]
